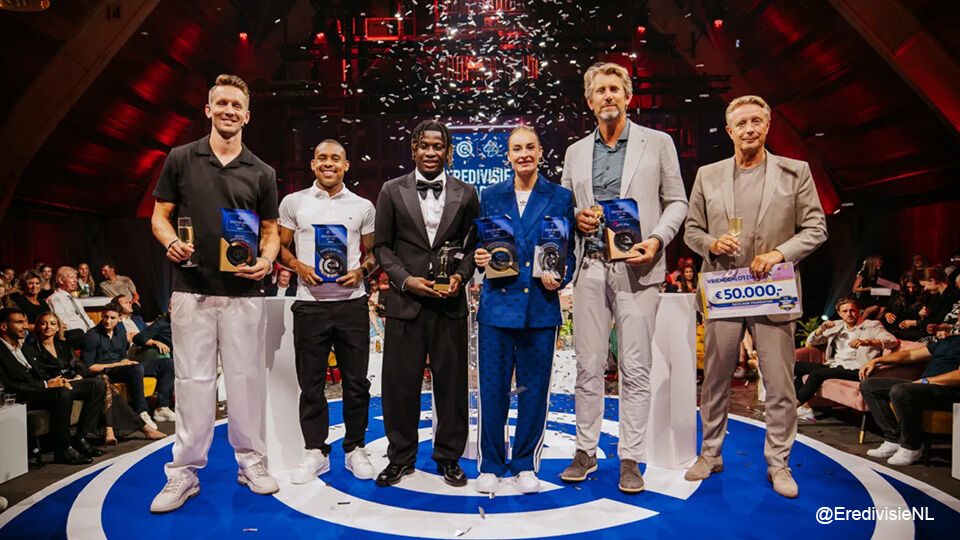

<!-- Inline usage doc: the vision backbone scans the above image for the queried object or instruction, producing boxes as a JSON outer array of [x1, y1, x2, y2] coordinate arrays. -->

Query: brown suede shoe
[[618, 459, 644, 494], [560, 450, 598, 483], [684, 454, 724, 481], [768, 467, 798, 498]]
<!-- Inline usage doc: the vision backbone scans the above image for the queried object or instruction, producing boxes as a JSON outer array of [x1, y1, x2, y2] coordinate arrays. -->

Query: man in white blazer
[[559, 62, 688, 494], [683, 95, 828, 498]]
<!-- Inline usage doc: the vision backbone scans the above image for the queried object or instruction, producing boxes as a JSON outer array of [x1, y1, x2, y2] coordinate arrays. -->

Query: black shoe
[[375, 463, 414, 487], [74, 438, 106, 458], [436, 460, 467, 487], [55, 446, 93, 465]]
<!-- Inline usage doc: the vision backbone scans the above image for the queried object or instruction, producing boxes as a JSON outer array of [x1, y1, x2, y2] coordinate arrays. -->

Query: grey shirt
[[733, 157, 765, 266], [591, 121, 630, 202]]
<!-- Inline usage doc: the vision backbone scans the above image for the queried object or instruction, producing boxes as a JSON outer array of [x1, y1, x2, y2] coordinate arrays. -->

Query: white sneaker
[[291, 449, 330, 484], [866, 441, 901, 458], [150, 475, 199, 513], [796, 406, 815, 422], [887, 447, 922, 466], [140, 411, 159, 431], [153, 407, 176, 423], [516, 471, 541, 494], [238, 461, 279, 494], [476, 473, 499, 494], [345, 448, 377, 480]]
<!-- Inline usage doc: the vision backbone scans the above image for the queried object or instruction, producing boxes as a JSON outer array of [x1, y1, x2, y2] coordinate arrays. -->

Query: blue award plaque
[[474, 214, 519, 278], [219, 208, 259, 272], [533, 215, 569, 280], [599, 198, 642, 261], [313, 224, 348, 282]]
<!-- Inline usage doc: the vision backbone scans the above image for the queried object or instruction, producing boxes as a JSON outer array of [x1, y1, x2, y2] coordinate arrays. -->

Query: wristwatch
[[920, 378, 929, 384]]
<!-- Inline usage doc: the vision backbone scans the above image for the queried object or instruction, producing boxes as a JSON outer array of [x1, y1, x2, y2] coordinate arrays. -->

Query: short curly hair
[[410, 120, 453, 167]]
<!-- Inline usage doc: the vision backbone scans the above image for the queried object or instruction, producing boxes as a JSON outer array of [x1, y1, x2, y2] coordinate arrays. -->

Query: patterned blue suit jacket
[[476, 175, 576, 329]]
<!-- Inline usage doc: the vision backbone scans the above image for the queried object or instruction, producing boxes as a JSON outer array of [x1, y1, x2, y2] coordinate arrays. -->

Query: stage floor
[[1, 394, 958, 539]]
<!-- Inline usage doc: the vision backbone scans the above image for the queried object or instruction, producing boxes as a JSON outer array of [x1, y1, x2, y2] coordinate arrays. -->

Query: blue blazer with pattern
[[476, 174, 576, 329]]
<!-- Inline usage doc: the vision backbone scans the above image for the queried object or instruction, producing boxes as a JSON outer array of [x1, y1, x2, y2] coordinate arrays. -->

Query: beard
[[597, 107, 622, 122]]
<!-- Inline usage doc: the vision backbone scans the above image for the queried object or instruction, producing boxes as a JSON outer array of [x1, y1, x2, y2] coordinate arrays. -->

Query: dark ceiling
[[1, 0, 958, 225]]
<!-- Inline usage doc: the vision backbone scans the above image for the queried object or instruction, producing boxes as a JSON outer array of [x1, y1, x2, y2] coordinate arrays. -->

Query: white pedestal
[[263, 298, 304, 474], [953, 403, 960, 481], [645, 293, 698, 469], [0, 403, 28, 482]]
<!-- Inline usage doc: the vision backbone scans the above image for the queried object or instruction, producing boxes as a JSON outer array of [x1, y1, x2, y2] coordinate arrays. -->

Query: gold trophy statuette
[[433, 241, 453, 292]]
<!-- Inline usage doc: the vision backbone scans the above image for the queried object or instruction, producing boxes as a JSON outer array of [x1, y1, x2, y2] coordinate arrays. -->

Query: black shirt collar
[[194, 135, 255, 168]]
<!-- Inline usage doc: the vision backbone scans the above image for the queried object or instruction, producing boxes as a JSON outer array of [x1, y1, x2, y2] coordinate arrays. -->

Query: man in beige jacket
[[683, 95, 828, 498]]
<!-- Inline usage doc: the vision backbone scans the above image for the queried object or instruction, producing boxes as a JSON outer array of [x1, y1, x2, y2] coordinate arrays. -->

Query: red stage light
[[713, 19, 723, 29], [239, 32, 248, 40], [636, 25, 646, 34], [316, 32, 325, 41]]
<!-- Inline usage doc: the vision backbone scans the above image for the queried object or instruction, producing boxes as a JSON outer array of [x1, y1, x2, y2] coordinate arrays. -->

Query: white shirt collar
[[414, 169, 447, 186], [310, 182, 350, 200]]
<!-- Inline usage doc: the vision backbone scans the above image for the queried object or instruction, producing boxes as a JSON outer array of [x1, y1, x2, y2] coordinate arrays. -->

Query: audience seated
[[265, 268, 298, 297], [113, 294, 146, 339], [7, 271, 47, 334], [859, 334, 960, 466], [672, 262, 698, 293], [76, 263, 96, 297], [98, 263, 140, 309], [795, 297, 897, 421], [852, 255, 886, 320], [82, 303, 175, 429], [32, 311, 165, 443], [916, 267, 960, 342], [0, 308, 106, 464], [883, 271, 927, 341], [1, 265, 16, 290], [46, 266, 96, 349], [911, 253, 928, 273]]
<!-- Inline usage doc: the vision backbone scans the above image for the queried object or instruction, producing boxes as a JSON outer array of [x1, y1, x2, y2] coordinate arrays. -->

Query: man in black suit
[[0, 308, 106, 464], [373, 120, 479, 487]]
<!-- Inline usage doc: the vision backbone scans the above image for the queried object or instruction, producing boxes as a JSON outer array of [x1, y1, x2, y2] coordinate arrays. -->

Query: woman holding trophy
[[472, 126, 576, 494]]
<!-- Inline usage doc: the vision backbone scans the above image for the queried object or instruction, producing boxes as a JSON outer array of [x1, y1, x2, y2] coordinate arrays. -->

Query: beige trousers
[[700, 316, 796, 472]]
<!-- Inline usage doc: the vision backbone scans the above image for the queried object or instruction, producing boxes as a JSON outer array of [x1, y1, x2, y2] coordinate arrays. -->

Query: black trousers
[[860, 377, 960, 450], [64, 329, 86, 351], [292, 297, 371, 454], [382, 305, 468, 466], [793, 361, 860, 404], [104, 364, 147, 414], [139, 352, 175, 408], [24, 377, 106, 452]]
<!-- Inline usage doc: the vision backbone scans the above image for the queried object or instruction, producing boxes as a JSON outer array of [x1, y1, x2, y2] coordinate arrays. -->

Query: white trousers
[[165, 292, 267, 480], [573, 259, 659, 462]]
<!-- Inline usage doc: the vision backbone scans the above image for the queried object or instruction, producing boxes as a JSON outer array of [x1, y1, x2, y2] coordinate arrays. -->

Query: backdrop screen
[[449, 127, 513, 188]]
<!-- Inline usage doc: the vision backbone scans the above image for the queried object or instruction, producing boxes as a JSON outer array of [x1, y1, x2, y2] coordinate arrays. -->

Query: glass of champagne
[[728, 216, 743, 254], [177, 217, 197, 268]]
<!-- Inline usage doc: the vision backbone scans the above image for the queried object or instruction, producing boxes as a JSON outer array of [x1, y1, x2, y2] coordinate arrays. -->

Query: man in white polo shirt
[[278, 139, 378, 483]]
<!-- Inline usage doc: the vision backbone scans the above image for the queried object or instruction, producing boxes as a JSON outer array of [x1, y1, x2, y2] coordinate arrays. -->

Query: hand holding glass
[[177, 217, 197, 268]]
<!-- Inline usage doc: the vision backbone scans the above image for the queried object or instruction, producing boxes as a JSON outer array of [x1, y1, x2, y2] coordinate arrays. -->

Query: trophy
[[433, 241, 454, 292], [600, 199, 642, 261]]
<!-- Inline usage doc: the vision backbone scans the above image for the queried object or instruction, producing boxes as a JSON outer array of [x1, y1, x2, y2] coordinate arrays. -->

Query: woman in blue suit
[[473, 126, 576, 494]]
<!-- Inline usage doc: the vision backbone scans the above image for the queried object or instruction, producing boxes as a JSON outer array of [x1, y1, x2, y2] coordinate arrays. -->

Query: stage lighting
[[821, 315, 829, 321], [0, 0, 50, 11], [636, 25, 646, 34], [239, 32, 249, 41], [713, 19, 723, 29]]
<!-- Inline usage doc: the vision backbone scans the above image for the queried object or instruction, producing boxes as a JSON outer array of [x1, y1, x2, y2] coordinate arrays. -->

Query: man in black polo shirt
[[149, 74, 280, 513], [859, 334, 960, 466]]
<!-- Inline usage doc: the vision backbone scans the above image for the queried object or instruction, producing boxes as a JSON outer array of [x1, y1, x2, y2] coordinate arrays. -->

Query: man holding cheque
[[683, 95, 827, 498]]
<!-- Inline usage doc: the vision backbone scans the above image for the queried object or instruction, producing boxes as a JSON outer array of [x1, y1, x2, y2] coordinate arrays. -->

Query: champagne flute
[[177, 217, 197, 268], [728, 216, 743, 255]]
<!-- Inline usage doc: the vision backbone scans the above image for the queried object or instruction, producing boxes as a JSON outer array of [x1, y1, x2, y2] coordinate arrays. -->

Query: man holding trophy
[[559, 62, 688, 493], [683, 95, 827, 498], [373, 120, 479, 487]]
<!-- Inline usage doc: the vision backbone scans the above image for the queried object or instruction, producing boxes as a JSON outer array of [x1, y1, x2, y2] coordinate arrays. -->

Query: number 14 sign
[[700, 263, 800, 320]]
